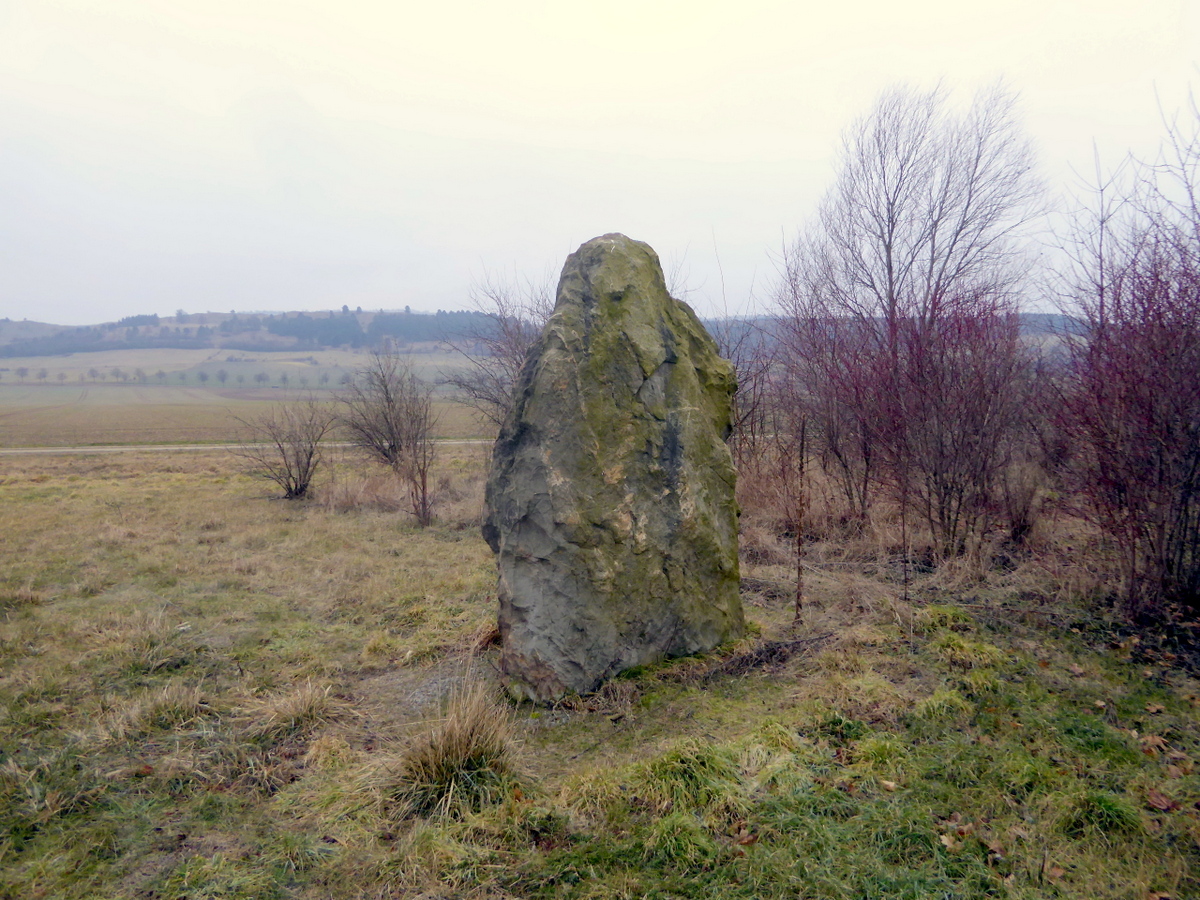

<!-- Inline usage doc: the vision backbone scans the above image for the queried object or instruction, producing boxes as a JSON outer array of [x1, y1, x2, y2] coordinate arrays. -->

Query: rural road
[[0, 439, 492, 456]]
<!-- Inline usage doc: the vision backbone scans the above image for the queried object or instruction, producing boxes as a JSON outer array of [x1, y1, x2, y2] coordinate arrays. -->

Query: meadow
[[1, 388, 1199, 898], [0, 347, 484, 447]]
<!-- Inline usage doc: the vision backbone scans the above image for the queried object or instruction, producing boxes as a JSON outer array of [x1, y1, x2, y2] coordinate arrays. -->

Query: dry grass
[[371, 678, 517, 821], [241, 680, 354, 743], [1, 426, 1198, 898], [95, 680, 210, 743]]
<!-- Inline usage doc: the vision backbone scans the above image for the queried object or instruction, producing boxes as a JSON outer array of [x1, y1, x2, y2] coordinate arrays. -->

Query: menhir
[[482, 233, 744, 702]]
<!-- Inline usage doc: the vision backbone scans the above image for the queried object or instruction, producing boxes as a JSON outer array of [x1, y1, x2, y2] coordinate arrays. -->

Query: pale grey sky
[[0, 0, 1196, 325]]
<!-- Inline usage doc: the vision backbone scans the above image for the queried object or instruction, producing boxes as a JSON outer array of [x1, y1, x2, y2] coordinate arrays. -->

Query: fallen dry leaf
[[1146, 703, 1165, 714], [1142, 734, 1170, 756], [939, 834, 959, 851], [880, 780, 897, 792], [1146, 789, 1181, 812], [1173, 756, 1194, 774], [1069, 664, 1085, 676], [1094, 700, 1107, 710]]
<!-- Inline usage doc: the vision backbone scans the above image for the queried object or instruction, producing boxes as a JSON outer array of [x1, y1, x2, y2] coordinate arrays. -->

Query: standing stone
[[482, 233, 744, 702]]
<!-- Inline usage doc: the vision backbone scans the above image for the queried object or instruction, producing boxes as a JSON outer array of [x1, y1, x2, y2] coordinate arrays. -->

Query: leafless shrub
[[443, 271, 554, 428], [1001, 460, 1049, 547], [339, 350, 438, 526], [776, 82, 1041, 557], [1058, 99, 1200, 619], [233, 396, 335, 499]]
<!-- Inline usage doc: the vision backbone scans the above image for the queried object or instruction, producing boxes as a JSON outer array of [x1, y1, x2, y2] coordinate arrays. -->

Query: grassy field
[[0, 347, 478, 447], [1, 437, 1199, 899], [0, 383, 488, 447]]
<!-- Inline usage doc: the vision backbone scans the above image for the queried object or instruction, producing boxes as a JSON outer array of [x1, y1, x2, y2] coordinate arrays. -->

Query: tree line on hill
[[0, 308, 496, 358]]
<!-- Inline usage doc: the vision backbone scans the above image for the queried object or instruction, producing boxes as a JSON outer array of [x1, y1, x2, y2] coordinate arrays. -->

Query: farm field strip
[[0, 390, 491, 447], [0, 439, 492, 455]]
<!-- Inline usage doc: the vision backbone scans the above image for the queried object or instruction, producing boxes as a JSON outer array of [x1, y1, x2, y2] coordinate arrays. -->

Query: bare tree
[[1059, 99, 1200, 619], [777, 82, 1041, 551], [443, 271, 555, 428], [340, 350, 439, 526], [233, 397, 335, 499]]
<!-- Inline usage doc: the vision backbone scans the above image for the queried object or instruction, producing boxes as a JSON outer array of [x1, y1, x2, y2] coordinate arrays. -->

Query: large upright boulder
[[482, 233, 743, 702]]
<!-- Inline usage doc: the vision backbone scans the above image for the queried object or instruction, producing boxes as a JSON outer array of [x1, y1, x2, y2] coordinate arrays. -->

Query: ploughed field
[[1, 422, 1200, 897]]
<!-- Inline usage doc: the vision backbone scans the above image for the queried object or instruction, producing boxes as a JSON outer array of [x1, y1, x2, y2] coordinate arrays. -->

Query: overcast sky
[[0, 0, 1196, 326]]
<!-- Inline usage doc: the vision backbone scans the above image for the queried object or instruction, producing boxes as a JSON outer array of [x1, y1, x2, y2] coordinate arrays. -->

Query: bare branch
[[442, 271, 554, 428], [233, 397, 335, 499], [776, 82, 1041, 551], [339, 350, 439, 526], [1059, 103, 1200, 617]]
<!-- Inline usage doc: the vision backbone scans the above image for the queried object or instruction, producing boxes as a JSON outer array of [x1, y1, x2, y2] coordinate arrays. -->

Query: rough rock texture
[[482, 233, 744, 702]]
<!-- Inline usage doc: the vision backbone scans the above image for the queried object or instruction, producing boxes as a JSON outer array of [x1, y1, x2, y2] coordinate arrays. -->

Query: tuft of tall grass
[[97, 680, 210, 742], [632, 740, 745, 824], [242, 680, 351, 744], [642, 811, 722, 867], [375, 679, 517, 821], [931, 632, 1009, 670], [1053, 790, 1144, 838], [911, 688, 973, 723]]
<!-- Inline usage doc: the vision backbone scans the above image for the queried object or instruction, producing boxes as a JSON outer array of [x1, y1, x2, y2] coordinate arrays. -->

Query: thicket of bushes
[[724, 87, 1200, 630]]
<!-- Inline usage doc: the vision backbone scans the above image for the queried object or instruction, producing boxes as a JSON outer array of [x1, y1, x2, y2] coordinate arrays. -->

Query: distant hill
[[0, 309, 1082, 360], [0, 318, 65, 347], [0, 309, 498, 359]]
